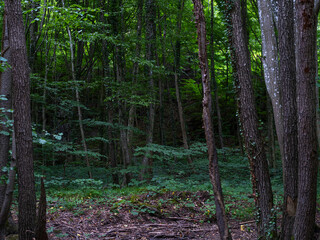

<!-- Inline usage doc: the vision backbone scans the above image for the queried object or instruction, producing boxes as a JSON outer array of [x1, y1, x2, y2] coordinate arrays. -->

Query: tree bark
[[192, 1, 231, 239], [257, 0, 283, 158], [5, 0, 37, 239], [293, 0, 319, 239], [278, 0, 298, 239], [226, 0, 275, 237]]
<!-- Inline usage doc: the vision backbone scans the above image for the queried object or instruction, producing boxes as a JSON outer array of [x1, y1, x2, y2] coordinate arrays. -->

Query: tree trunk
[[0, 7, 12, 217], [210, 0, 224, 149], [278, 0, 298, 239], [174, 0, 192, 164], [192, 1, 231, 239], [65, 19, 92, 179], [266, 95, 276, 168], [257, 0, 283, 158], [293, 0, 319, 239], [0, 10, 14, 240], [226, 0, 275, 237], [5, 0, 37, 238], [141, 0, 156, 179]]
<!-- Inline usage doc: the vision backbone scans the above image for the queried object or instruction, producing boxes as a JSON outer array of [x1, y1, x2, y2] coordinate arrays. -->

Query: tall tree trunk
[[0, 9, 14, 239], [5, 0, 37, 239], [257, 0, 283, 158], [0, 7, 12, 216], [141, 0, 156, 179], [278, 0, 298, 239], [128, 0, 144, 154], [174, 0, 192, 164], [293, 0, 319, 238], [192, 1, 231, 239], [64, 1, 92, 178], [210, 0, 224, 149], [226, 0, 275, 237]]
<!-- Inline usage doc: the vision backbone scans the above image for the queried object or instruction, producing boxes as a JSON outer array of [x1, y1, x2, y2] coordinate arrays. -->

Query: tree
[[4, 0, 37, 239], [256, 0, 283, 159], [210, 0, 224, 149], [174, 0, 193, 164], [192, 0, 231, 239], [225, 0, 276, 237], [141, 0, 157, 179], [293, 0, 319, 238], [0, 8, 16, 240], [278, 0, 298, 238]]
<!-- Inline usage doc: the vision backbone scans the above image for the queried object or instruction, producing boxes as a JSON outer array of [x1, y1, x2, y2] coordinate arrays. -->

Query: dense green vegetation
[[0, 0, 320, 239]]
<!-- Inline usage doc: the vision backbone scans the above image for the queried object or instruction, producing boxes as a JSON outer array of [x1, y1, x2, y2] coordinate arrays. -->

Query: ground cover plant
[[24, 148, 318, 239]]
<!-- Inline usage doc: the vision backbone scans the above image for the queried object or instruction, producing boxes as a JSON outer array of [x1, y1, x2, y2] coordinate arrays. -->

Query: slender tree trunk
[[278, 0, 298, 239], [128, 0, 144, 153], [141, 0, 156, 179], [108, 109, 118, 184], [0, 8, 12, 219], [0, 11, 14, 239], [192, 1, 231, 239], [293, 0, 319, 238], [5, 0, 37, 238], [210, 0, 224, 149], [174, 0, 192, 164], [64, 5, 92, 178], [226, 0, 275, 237]]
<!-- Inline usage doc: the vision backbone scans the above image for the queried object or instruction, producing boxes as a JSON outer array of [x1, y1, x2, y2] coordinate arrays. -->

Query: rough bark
[[278, 0, 298, 239], [192, 1, 231, 239], [226, 0, 275, 238], [5, 0, 37, 238], [293, 0, 319, 239]]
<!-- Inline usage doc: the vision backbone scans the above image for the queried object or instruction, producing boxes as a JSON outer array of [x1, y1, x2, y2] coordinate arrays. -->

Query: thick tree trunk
[[5, 0, 37, 239], [226, 0, 275, 237], [278, 0, 298, 239], [257, 0, 283, 158], [293, 0, 319, 239], [192, 1, 231, 239]]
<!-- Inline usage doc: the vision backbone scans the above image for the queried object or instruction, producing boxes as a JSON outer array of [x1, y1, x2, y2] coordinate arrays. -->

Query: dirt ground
[[43, 190, 320, 239]]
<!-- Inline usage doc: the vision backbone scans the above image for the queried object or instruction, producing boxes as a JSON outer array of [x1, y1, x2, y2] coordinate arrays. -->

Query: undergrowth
[[31, 146, 297, 222]]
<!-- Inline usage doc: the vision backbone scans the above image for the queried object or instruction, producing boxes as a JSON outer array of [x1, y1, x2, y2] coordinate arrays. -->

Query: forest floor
[[46, 190, 259, 239], [44, 188, 320, 240]]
